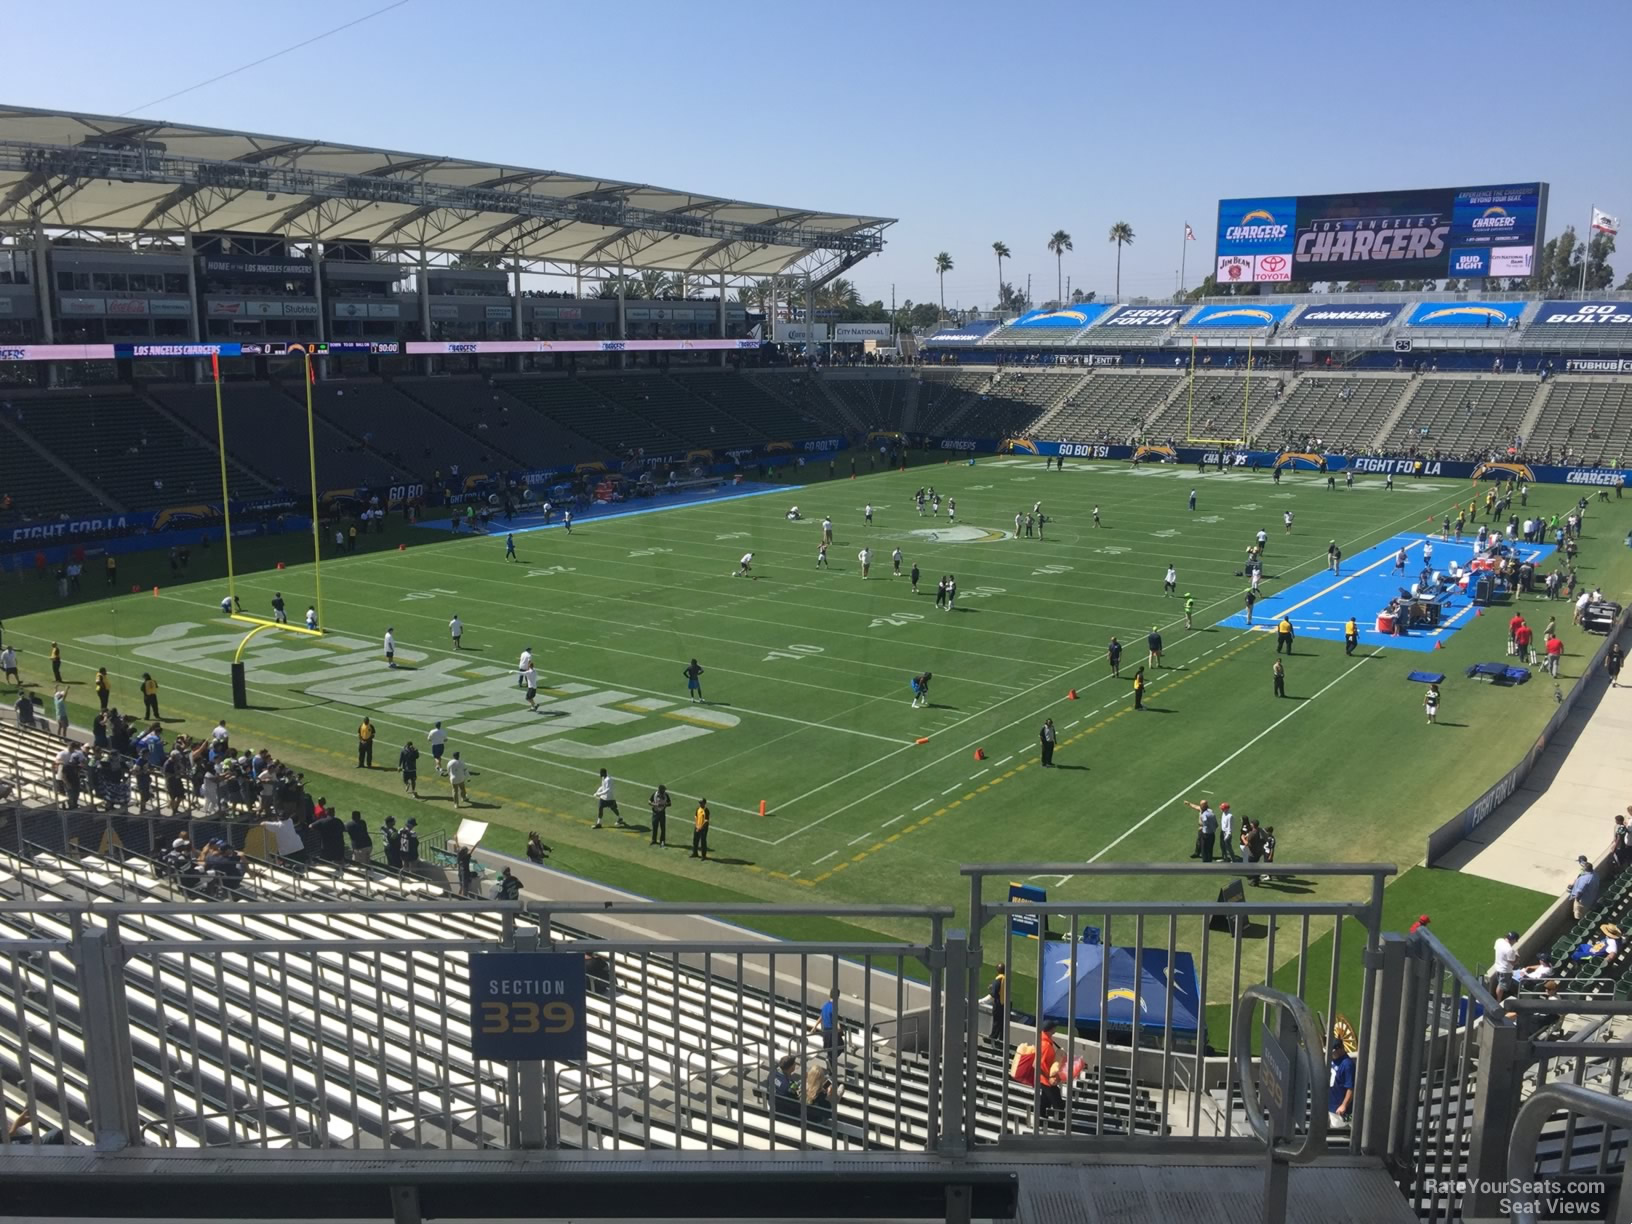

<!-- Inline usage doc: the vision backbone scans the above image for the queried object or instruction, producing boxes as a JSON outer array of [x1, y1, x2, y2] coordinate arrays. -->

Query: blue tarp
[[1038, 943, 1202, 1043]]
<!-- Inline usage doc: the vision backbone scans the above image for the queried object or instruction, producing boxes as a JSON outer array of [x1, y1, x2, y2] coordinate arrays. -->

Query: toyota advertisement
[[1215, 183, 1547, 284]]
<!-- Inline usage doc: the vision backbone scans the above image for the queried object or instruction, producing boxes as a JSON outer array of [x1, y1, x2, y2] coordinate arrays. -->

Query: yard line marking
[[813, 850, 839, 864], [848, 832, 873, 846], [788, 870, 801, 879], [940, 784, 961, 795], [1086, 648, 1382, 864], [912, 798, 936, 811], [970, 768, 989, 778], [883, 813, 911, 827], [992, 755, 1014, 768], [1067, 719, 1080, 728]]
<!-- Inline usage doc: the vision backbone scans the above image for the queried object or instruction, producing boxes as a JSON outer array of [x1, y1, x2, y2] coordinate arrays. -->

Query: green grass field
[[5, 457, 1625, 956]]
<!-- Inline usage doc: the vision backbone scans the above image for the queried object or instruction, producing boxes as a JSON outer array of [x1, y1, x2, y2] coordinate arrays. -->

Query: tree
[[934, 251, 954, 318], [1046, 230, 1073, 306], [906, 302, 941, 332], [1579, 231, 1616, 291], [998, 282, 1031, 314], [1538, 227, 1580, 294], [1107, 222, 1135, 300], [992, 241, 1011, 312], [1621, 271, 1632, 290], [1070, 288, 1096, 305]]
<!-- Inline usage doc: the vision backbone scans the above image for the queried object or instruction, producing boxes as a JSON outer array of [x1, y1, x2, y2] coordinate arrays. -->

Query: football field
[[7, 456, 1628, 924]]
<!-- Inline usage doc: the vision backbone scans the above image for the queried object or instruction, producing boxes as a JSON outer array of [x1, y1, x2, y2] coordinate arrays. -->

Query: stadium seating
[[582, 374, 762, 450], [310, 381, 514, 477], [151, 383, 410, 492], [740, 372, 857, 435], [1522, 379, 1632, 466], [0, 418, 105, 523], [1042, 373, 1184, 443], [826, 376, 915, 433], [499, 377, 688, 456], [389, 376, 613, 467], [1139, 372, 1268, 445], [1523, 313, 1632, 348], [1379, 376, 1542, 457], [8, 392, 270, 511], [935, 371, 1081, 439], [667, 371, 830, 441], [1256, 375, 1414, 453]]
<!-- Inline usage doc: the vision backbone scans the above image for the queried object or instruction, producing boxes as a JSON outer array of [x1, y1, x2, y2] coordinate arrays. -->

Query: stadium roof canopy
[[0, 105, 892, 283]]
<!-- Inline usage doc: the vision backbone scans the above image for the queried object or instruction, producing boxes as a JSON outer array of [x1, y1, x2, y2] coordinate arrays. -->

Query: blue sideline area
[[1214, 533, 1558, 654], [412, 482, 787, 534]]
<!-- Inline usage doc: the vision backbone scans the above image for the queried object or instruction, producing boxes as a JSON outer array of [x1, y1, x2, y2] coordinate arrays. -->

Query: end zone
[[1214, 532, 1557, 653]]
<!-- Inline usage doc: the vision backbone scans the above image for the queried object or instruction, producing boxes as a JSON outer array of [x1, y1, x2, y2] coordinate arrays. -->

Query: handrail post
[[74, 927, 140, 1150], [1466, 1014, 1526, 1219], [938, 926, 966, 1153], [1361, 933, 1406, 1160]]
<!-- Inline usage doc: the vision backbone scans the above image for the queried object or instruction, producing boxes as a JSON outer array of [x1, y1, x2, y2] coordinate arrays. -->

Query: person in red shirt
[[1508, 612, 1525, 653], [1514, 621, 1534, 664], [1544, 633, 1564, 678]]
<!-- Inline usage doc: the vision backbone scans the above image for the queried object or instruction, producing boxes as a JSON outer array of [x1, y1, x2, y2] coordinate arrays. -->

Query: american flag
[[1184, 223, 1197, 241]]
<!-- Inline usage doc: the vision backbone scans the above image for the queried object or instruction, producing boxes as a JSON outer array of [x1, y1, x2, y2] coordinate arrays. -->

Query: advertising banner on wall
[[1532, 302, 1632, 328], [1185, 303, 1295, 328], [1293, 304, 1401, 327], [1097, 306, 1185, 328], [1404, 301, 1528, 328]]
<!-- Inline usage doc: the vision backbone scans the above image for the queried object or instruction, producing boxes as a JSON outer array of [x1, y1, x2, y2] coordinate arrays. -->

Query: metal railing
[[1507, 1083, 1632, 1224], [962, 862, 1393, 1151]]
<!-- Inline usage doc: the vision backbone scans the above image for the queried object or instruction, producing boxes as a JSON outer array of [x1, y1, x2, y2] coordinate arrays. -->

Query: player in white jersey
[[735, 552, 754, 577], [858, 547, 872, 579], [426, 721, 448, 775], [383, 628, 397, 669], [891, 547, 903, 577], [518, 647, 533, 689]]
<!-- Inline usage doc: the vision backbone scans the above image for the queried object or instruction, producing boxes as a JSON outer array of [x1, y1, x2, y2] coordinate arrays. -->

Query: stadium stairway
[[1517, 376, 1556, 451], [1368, 376, 1428, 452]]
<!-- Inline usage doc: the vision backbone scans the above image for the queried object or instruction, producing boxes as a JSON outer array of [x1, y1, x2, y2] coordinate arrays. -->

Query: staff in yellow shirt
[[691, 799, 710, 861], [141, 673, 160, 721], [94, 667, 110, 712], [357, 717, 376, 768], [49, 642, 62, 684]]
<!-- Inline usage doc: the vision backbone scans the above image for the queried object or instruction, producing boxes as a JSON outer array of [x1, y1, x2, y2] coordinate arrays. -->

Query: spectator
[[1409, 914, 1431, 935], [447, 751, 469, 807], [1328, 1039, 1356, 1128], [14, 691, 33, 730], [802, 1061, 843, 1122], [381, 815, 401, 869], [525, 832, 548, 864], [811, 987, 844, 1066], [1489, 929, 1520, 991], [987, 961, 1007, 1042], [453, 842, 474, 897], [1615, 813, 1632, 870], [1568, 856, 1599, 920], [771, 1054, 799, 1105], [5, 1110, 64, 1146], [493, 865, 521, 901], [345, 810, 372, 865]]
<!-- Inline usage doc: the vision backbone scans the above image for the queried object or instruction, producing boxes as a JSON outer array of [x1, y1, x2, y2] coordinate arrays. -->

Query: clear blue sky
[[7, 1, 1628, 309]]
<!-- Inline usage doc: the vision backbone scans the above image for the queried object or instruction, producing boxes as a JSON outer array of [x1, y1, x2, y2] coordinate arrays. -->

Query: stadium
[[0, 101, 1630, 1224]]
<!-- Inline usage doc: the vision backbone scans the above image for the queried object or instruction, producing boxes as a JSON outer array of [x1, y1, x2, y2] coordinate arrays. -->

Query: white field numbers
[[525, 566, 576, 578], [1031, 564, 1073, 576], [401, 587, 458, 601], [870, 587, 1005, 628], [763, 643, 825, 662]]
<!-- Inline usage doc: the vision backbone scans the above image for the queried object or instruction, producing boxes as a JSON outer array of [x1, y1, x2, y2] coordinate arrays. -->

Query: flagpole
[[1582, 206, 1591, 295]]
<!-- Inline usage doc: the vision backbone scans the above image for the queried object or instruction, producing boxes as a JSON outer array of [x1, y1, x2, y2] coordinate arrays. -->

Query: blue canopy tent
[[1038, 943, 1203, 1047]]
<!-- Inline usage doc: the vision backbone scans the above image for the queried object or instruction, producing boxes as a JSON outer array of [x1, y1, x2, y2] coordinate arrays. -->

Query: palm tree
[[1108, 222, 1135, 300], [822, 278, 861, 313], [1046, 230, 1073, 306], [992, 241, 1010, 312], [934, 252, 954, 319]]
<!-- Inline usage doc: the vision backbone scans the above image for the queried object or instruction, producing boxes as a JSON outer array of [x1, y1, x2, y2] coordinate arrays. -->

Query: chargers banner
[[1098, 306, 1186, 328], [1405, 301, 1528, 328], [1007, 305, 1110, 330], [1294, 304, 1401, 327], [1533, 302, 1632, 328], [1185, 303, 1295, 328]]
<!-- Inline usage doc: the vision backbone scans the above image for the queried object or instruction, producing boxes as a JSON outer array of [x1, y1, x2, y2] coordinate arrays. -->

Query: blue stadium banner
[[1009, 882, 1048, 940], [1294, 304, 1401, 327], [1405, 301, 1527, 328], [468, 953, 588, 1061], [1098, 306, 1185, 328], [1008, 305, 1109, 330], [1186, 303, 1294, 328], [1533, 301, 1632, 328]]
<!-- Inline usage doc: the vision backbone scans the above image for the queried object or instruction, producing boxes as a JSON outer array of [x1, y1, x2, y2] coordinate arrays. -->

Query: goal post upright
[[304, 350, 325, 631], [211, 352, 239, 605]]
